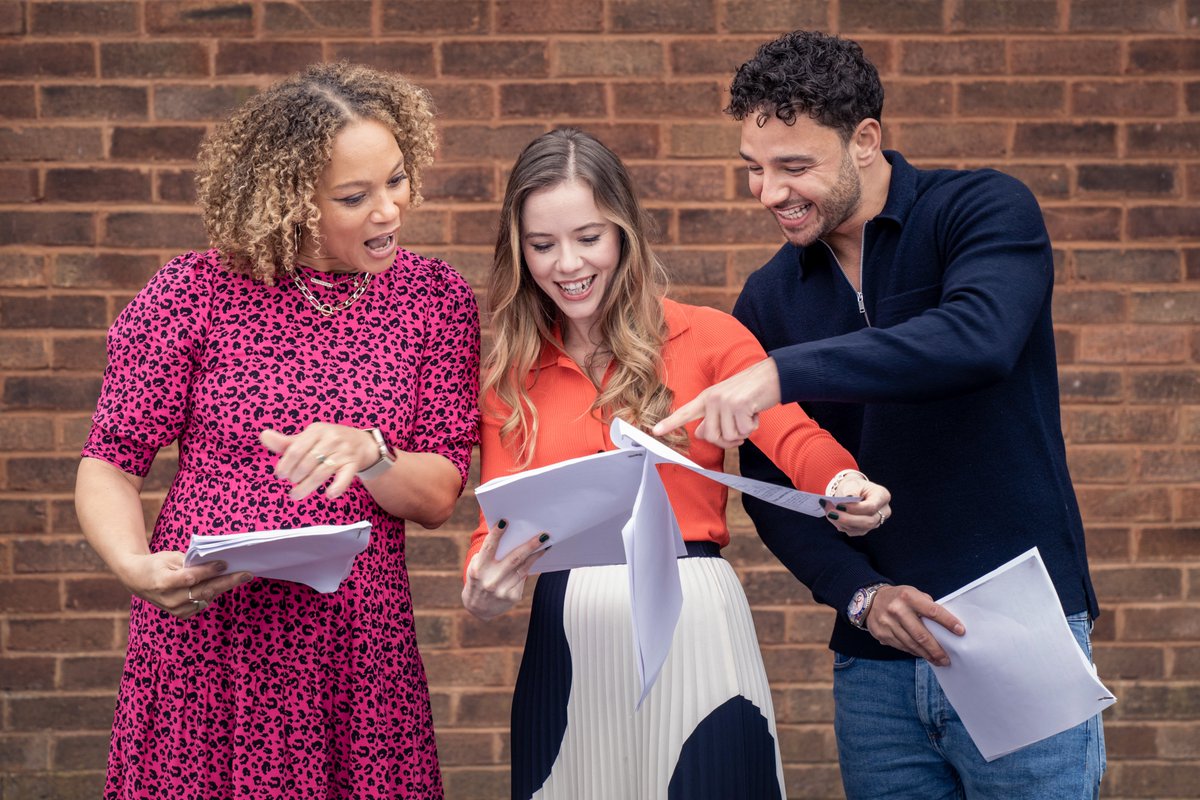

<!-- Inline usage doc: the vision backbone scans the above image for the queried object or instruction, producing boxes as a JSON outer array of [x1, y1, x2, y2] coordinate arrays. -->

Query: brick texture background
[[1, 1, 1197, 798]]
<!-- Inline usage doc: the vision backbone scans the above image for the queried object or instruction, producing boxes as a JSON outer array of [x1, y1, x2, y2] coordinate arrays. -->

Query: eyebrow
[[738, 151, 816, 165], [522, 221, 607, 239], [328, 157, 407, 192]]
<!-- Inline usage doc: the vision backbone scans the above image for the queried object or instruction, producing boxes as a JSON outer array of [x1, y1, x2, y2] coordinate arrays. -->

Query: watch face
[[848, 589, 867, 616]]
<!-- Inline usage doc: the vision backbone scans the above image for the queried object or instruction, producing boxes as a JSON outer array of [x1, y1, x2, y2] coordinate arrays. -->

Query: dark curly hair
[[725, 31, 884, 141], [196, 62, 437, 283]]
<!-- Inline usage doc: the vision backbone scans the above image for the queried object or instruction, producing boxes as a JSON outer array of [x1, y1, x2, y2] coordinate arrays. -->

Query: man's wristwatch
[[847, 582, 889, 630], [357, 427, 395, 480]]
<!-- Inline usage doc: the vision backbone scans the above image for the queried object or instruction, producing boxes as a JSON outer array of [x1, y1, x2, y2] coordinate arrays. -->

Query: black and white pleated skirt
[[510, 541, 786, 800]]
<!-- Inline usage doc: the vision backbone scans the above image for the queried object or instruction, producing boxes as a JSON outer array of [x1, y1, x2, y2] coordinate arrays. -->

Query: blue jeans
[[833, 612, 1106, 800]]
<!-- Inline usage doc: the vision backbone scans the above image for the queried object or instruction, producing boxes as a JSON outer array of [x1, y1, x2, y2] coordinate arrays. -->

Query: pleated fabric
[[511, 551, 786, 800]]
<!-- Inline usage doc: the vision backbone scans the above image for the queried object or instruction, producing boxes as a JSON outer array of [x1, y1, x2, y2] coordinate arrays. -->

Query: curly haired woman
[[461, 128, 891, 799], [75, 63, 479, 799]]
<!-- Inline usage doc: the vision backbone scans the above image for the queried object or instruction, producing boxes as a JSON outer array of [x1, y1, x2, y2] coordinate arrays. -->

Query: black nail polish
[[827, 512, 839, 520], [836, 504, 847, 511], [498, 519, 507, 530], [538, 532, 550, 543], [818, 499, 827, 508]]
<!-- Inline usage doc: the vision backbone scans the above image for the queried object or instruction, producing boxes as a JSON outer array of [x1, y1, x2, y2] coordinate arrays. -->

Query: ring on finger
[[876, 511, 887, 528], [313, 452, 327, 464], [187, 586, 202, 606]]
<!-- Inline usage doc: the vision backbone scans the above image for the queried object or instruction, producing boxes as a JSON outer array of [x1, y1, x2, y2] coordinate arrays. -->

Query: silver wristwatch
[[357, 427, 394, 480], [847, 582, 888, 630]]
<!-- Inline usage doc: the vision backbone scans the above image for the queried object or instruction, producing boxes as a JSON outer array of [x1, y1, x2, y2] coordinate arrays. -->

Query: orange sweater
[[466, 298, 858, 569]]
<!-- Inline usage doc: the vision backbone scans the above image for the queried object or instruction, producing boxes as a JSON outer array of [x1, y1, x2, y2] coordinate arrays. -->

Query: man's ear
[[850, 118, 882, 167]]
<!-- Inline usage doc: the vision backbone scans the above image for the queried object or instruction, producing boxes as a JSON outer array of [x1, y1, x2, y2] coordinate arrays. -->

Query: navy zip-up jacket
[[734, 150, 1098, 660]]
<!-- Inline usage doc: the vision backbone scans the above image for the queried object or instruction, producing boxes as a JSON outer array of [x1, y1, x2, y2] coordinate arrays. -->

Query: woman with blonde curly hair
[[75, 62, 479, 798], [461, 128, 891, 799]]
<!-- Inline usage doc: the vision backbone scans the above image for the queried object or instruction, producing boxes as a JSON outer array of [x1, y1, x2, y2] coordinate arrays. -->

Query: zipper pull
[[856, 290, 866, 315]]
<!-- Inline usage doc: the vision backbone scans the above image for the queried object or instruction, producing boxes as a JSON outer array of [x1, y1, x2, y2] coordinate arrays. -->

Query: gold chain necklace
[[290, 269, 372, 317]]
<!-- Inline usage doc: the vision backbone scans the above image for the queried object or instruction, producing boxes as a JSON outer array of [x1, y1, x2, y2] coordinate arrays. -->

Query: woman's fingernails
[[836, 504, 847, 511], [818, 499, 827, 508], [498, 519, 508, 530], [538, 532, 550, 543], [827, 512, 840, 520], [213, 561, 228, 573]]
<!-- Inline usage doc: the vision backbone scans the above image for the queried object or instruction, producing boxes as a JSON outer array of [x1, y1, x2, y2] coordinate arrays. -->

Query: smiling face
[[520, 179, 622, 347], [303, 118, 410, 274], [740, 113, 864, 249]]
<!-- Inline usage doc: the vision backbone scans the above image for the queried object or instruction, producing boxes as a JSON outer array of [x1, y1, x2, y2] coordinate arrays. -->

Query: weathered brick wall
[[1, 1, 1196, 798]]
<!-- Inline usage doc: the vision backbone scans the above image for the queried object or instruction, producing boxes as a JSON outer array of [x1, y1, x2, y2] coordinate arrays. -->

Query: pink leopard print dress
[[82, 249, 480, 799]]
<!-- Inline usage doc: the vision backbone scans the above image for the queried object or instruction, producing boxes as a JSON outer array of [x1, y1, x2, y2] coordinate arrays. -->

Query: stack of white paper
[[475, 418, 853, 706], [923, 548, 1117, 761], [184, 521, 372, 594]]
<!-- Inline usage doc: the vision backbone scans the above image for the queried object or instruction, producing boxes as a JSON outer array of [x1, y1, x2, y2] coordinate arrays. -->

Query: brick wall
[[1, 1, 1197, 798]]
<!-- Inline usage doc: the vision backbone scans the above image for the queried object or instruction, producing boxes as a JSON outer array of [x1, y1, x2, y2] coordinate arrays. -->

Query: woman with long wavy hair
[[461, 128, 892, 799]]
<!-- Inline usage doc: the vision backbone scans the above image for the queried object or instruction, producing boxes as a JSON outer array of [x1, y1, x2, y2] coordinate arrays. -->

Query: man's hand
[[865, 584, 965, 666], [652, 357, 781, 448]]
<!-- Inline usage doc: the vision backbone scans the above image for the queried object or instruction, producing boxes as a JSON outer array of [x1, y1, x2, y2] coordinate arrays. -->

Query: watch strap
[[357, 427, 394, 480], [847, 582, 888, 630]]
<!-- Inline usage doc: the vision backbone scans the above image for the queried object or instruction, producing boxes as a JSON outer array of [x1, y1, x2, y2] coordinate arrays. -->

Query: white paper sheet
[[474, 418, 852, 706], [183, 521, 372, 594], [922, 548, 1116, 761]]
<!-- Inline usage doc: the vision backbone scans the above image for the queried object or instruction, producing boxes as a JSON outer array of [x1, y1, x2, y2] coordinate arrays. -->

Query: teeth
[[778, 203, 812, 220], [558, 276, 595, 296], [365, 233, 393, 250]]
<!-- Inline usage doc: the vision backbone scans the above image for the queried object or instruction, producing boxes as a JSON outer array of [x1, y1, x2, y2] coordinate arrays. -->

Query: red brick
[[215, 41, 322, 76], [442, 41, 549, 78], [1131, 291, 1200, 324], [0, 127, 104, 162], [0, 733, 50, 771], [1176, 646, 1200, 677], [1108, 684, 1200, 721], [0, 656, 56, 691], [1093, 566, 1182, 601], [1014, 122, 1118, 157], [441, 768, 509, 798], [679, 207, 778, 245], [450, 209, 500, 246], [762, 646, 831, 682], [570, 123, 661, 159], [0, 167, 35, 203], [723, 0, 829, 33], [1069, 0, 1179, 32], [1078, 164, 1177, 197], [1129, 206, 1200, 240], [5, 456, 82, 492], [53, 253, 161, 290], [31, 1, 138, 34], [1076, 487, 1169, 521], [7, 618, 113, 653], [841, 0, 942, 32], [435, 730, 501, 766], [325, 42, 437, 77], [1076, 247, 1183, 284], [0, 211, 96, 247], [0, 499, 48, 534], [421, 166, 494, 202], [496, 0, 602, 32], [1189, 249, 1200, 280], [1139, 527, 1200, 560], [627, 163, 725, 202], [500, 82, 606, 118], [950, 0, 1058, 30], [100, 41, 209, 79], [668, 123, 737, 158], [60, 655, 124, 690], [884, 80, 953, 119], [382, 1, 488, 33], [146, 1, 253, 36], [453, 689, 512, 726], [1066, 448, 1132, 482], [614, 81, 723, 118], [52, 734, 109, 771], [899, 40, 1005, 75], [0, 578, 60, 613], [1041, 205, 1122, 242], [1052, 289, 1126, 324], [52, 336, 108, 371], [777, 725, 838, 762], [156, 169, 197, 203], [1129, 122, 1200, 159], [0, 416, 56, 450], [44, 168, 152, 204], [1139, 449, 1200, 482], [1102, 722, 1162, 758], [424, 650, 514, 686], [459, 612, 532, 649], [425, 82, 493, 118], [1124, 608, 1200, 641], [0, 86, 36, 119], [1, 773, 107, 800], [1078, 327, 1188, 365], [1010, 39, 1122, 75], [958, 81, 1066, 116], [153, 83, 258, 121], [101, 211, 205, 249], [0, 42, 94, 78], [556, 40, 663, 77], [261, 0, 370, 34], [110, 126, 205, 162], [1132, 370, 1200, 403], [1094, 648, 1165, 681], [611, 0, 715, 33], [9, 694, 116, 730], [13, 538, 109, 573], [1187, 80, 1200, 114], [1067, 408, 1175, 443], [4, 376, 103, 411], [1084, 526, 1132, 562], [1182, 487, 1200, 517], [893, 122, 1008, 158], [1072, 81, 1178, 117], [657, 247, 726, 286], [438, 124, 544, 163], [0, 0, 24, 34], [741, 567, 815, 606], [64, 576, 130, 612], [409, 571, 470, 609], [777, 686, 835, 723]]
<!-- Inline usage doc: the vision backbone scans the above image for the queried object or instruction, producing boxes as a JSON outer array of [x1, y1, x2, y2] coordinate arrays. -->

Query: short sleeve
[[409, 260, 482, 491], [82, 251, 214, 477]]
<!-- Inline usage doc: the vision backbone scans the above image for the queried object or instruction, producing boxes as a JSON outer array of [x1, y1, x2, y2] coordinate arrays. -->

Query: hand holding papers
[[474, 418, 854, 705], [184, 521, 371, 594], [921, 548, 1116, 761]]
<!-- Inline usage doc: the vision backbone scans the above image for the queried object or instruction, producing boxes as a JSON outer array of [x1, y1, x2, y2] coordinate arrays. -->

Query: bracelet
[[825, 469, 868, 498], [357, 427, 395, 481]]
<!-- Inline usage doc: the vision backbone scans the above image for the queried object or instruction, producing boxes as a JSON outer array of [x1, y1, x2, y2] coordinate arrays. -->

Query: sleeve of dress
[[690, 306, 859, 495], [462, 390, 518, 581], [410, 262, 482, 492], [81, 251, 214, 478]]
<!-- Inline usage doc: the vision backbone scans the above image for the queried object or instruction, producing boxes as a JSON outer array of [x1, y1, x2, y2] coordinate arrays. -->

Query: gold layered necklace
[[290, 268, 372, 317]]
